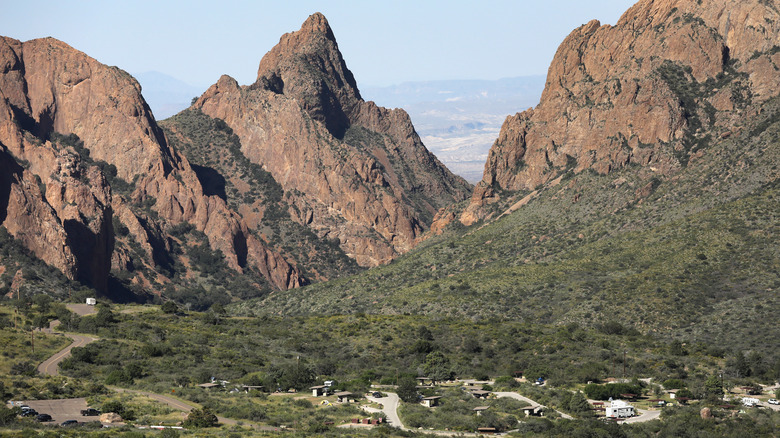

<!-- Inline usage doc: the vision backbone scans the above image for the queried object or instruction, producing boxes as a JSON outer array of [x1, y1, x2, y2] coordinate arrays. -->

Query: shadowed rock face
[[196, 13, 472, 267], [457, 0, 780, 226], [0, 36, 302, 292]]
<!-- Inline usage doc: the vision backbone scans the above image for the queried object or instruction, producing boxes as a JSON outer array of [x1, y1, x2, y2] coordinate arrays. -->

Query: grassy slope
[[234, 94, 780, 356]]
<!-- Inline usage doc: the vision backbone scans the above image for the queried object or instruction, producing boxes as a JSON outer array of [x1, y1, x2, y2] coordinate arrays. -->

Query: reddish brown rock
[[0, 36, 301, 292], [465, 0, 780, 224], [196, 13, 471, 266]]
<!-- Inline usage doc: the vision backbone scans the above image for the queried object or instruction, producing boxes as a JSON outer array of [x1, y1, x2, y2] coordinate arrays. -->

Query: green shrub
[[184, 407, 218, 427]]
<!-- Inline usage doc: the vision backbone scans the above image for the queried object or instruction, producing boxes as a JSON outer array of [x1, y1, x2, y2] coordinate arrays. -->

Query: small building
[[197, 383, 220, 390], [523, 405, 544, 417], [648, 399, 665, 407], [668, 389, 678, 399], [335, 391, 354, 403], [311, 385, 328, 397], [417, 377, 435, 386], [86, 297, 96, 305], [471, 390, 491, 399], [473, 406, 490, 416], [477, 427, 497, 434], [421, 396, 442, 408], [606, 399, 635, 418]]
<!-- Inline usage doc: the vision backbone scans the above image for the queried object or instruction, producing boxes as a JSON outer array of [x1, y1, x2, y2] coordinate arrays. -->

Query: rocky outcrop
[[462, 0, 780, 225], [0, 36, 301, 292], [196, 13, 471, 266], [0, 148, 78, 282]]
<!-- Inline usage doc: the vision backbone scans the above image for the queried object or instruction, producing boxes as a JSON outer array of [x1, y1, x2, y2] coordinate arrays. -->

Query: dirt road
[[494, 391, 574, 419]]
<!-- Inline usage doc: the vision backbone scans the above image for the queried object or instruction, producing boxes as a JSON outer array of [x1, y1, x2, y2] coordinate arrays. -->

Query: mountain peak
[[299, 12, 335, 39], [255, 12, 360, 138]]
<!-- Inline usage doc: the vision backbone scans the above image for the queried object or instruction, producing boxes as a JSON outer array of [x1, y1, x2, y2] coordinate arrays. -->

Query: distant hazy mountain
[[135, 71, 545, 182], [134, 71, 203, 120], [363, 76, 545, 182]]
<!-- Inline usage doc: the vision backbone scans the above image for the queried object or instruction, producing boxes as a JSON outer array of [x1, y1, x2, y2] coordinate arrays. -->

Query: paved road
[[364, 392, 477, 436], [623, 408, 661, 423], [66, 303, 99, 316], [365, 392, 402, 429], [37, 332, 97, 376]]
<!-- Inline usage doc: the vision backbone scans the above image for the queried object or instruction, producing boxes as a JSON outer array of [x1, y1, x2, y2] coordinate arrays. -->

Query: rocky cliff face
[[194, 13, 471, 266], [0, 36, 301, 295], [458, 0, 780, 225]]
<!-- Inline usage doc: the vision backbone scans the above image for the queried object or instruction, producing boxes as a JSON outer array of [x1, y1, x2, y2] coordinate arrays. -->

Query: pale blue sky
[[0, 1, 637, 88]]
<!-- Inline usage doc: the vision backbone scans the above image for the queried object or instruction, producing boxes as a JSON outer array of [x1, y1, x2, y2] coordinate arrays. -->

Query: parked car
[[61, 419, 79, 426], [36, 413, 53, 422], [20, 409, 38, 417], [81, 408, 101, 416], [372, 391, 383, 398], [769, 398, 779, 405]]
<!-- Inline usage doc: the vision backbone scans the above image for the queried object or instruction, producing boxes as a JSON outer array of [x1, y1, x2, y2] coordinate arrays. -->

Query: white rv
[[742, 397, 760, 407], [606, 399, 635, 418]]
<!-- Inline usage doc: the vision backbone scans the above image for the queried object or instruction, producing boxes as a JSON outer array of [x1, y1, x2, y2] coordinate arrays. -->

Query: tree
[[184, 407, 218, 427], [101, 400, 136, 420], [704, 375, 723, 400], [95, 304, 116, 327], [669, 340, 687, 356], [423, 351, 452, 383], [0, 406, 17, 426], [105, 369, 133, 386], [727, 351, 751, 378], [568, 391, 594, 418], [676, 388, 695, 402], [32, 294, 52, 313], [161, 301, 178, 314], [396, 375, 418, 403], [210, 302, 226, 315], [277, 362, 315, 391]]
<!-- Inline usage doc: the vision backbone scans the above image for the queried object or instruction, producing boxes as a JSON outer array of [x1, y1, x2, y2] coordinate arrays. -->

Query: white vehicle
[[742, 397, 760, 407], [769, 398, 779, 405]]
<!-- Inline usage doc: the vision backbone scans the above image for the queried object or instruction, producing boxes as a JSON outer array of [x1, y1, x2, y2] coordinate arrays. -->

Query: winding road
[[37, 332, 97, 376], [37, 304, 98, 376], [36, 306, 267, 430], [363, 388, 660, 435]]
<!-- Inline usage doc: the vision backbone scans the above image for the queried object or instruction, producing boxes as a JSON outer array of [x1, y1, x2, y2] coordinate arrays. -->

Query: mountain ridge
[[189, 12, 471, 267], [235, 0, 779, 356], [0, 12, 471, 302], [454, 0, 780, 226]]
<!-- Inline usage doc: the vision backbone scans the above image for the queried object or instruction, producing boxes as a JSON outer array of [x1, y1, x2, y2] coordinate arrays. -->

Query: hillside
[[236, 95, 778, 353], [458, 0, 780, 225], [0, 13, 471, 305], [236, 0, 779, 359]]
